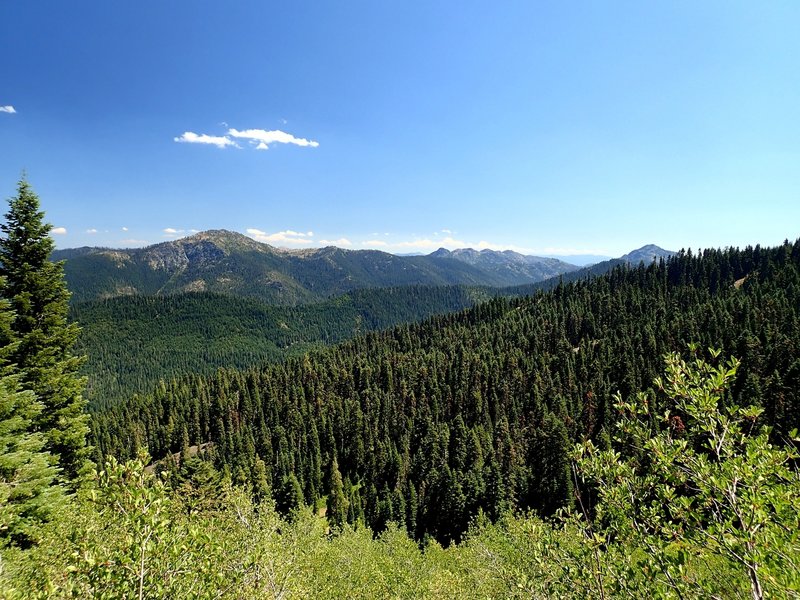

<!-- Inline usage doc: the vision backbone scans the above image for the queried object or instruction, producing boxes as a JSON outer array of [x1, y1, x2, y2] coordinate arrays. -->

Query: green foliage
[[2, 363, 798, 600], [1, 280, 64, 546], [91, 238, 800, 544], [0, 374, 64, 547], [276, 473, 305, 518], [0, 179, 90, 486], [576, 350, 800, 598], [72, 286, 493, 406], [2, 454, 243, 599], [1, 454, 467, 599], [170, 455, 224, 515]]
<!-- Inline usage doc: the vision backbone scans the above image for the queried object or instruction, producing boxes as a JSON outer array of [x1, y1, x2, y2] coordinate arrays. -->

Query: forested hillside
[[4, 182, 798, 598], [73, 285, 494, 406], [91, 240, 800, 546], [71, 245, 674, 406]]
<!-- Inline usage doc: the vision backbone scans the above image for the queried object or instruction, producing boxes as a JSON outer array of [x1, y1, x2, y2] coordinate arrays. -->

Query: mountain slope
[[429, 247, 580, 285], [503, 244, 676, 296], [55, 230, 575, 304], [92, 238, 800, 546], [57, 230, 316, 304], [73, 285, 494, 406], [620, 244, 675, 264]]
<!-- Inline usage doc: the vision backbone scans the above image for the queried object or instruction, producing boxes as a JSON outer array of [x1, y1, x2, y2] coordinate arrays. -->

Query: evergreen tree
[[326, 455, 349, 529], [251, 456, 270, 503], [0, 287, 64, 545], [173, 455, 223, 514], [276, 473, 304, 518], [0, 376, 64, 545], [0, 179, 90, 485]]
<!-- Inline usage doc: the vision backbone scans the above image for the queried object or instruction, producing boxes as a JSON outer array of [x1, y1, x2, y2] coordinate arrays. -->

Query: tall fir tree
[[326, 455, 349, 530], [0, 284, 64, 545], [0, 373, 65, 545], [0, 178, 90, 486]]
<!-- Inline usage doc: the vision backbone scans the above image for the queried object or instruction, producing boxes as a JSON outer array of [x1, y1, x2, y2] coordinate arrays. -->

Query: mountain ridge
[[54, 230, 574, 304], [427, 246, 580, 283], [54, 231, 674, 305]]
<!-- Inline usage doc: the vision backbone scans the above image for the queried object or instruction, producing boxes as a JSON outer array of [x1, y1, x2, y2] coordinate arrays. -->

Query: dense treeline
[[73, 285, 494, 407], [92, 240, 800, 545], [71, 250, 634, 407]]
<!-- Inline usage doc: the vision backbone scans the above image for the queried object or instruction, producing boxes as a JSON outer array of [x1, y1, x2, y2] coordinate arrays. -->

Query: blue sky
[[1, 1, 798, 259]]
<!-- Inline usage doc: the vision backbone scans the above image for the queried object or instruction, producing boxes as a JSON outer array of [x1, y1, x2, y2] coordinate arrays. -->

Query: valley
[[65, 231, 674, 405]]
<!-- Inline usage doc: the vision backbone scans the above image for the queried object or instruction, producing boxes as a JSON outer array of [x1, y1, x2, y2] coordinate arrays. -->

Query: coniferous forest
[[91, 239, 800, 547], [71, 285, 496, 406], [1, 181, 799, 599]]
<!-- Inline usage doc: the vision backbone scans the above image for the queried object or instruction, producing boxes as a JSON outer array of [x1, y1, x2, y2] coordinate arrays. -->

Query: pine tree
[[0, 288, 64, 545], [0, 375, 64, 545], [326, 455, 349, 529], [276, 473, 304, 518], [0, 178, 90, 486], [251, 456, 270, 503]]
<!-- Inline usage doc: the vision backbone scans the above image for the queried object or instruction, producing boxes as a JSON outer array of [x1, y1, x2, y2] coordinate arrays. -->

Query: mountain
[[53, 230, 579, 304], [620, 244, 675, 264], [502, 244, 675, 296], [428, 247, 580, 285]]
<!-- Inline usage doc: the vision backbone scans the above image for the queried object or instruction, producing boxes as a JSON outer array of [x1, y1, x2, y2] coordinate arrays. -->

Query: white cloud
[[86, 228, 98, 234], [163, 227, 187, 237], [246, 228, 315, 246], [440, 229, 453, 234], [0, 106, 16, 114], [235, 227, 608, 256], [174, 131, 238, 149], [120, 238, 150, 247], [121, 226, 129, 231], [228, 128, 319, 150], [51, 227, 67, 235], [319, 238, 352, 247]]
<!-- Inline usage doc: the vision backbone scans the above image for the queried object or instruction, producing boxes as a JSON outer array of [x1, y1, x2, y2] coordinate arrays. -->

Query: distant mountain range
[[429, 247, 580, 285], [53, 230, 674, 305]]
